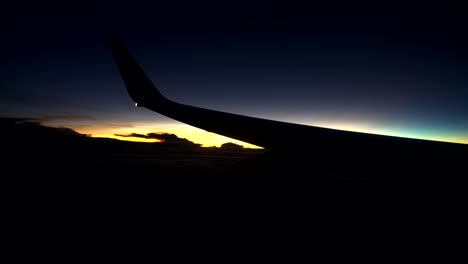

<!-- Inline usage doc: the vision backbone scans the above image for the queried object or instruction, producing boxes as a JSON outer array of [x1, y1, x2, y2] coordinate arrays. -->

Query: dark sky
[[3, 0, 468, 146]]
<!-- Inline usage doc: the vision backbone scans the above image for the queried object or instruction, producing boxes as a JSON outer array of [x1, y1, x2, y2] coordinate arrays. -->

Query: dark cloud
[[0, 116, 87, 145], [116, 133, 150, 139], [221, 142, 243, 150], [0, 117, 38, 124], [115, 132, 201, 147]]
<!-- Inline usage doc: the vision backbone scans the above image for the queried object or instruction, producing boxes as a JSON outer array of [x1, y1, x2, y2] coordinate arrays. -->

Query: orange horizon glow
[[52, 119, 468, 148], [72, 123, 264, 148]]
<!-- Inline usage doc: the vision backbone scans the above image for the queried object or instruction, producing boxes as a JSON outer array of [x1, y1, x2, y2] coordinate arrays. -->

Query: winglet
[[108, 36, 169, 108]]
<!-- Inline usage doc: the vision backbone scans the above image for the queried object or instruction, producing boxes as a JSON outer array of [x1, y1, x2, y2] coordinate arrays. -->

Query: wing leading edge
[[108, 37, 467, 155]]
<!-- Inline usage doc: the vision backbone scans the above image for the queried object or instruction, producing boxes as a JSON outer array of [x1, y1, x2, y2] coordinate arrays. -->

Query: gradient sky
[[3, 0, 468, 147]]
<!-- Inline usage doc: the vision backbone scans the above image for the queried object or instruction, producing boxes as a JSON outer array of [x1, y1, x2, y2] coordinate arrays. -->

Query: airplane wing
[[108, 37, 465, 152], [108, 36, 468, 194]]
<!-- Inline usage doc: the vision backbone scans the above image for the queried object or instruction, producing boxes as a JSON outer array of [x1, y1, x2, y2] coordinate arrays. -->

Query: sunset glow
[[66, 119, 468, 148], [73, 123, 263, 148]]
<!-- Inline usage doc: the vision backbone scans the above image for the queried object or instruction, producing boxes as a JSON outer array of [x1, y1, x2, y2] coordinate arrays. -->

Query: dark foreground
[[3, 118, 467, 218]]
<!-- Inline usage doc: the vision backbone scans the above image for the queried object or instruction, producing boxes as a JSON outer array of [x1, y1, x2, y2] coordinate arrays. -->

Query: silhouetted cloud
[[115, 132, 201, 147], [0, 116, 88, 146], [221, 142, 243, 150], [115, 133, 152, 139], [0, 117, 38, 124]]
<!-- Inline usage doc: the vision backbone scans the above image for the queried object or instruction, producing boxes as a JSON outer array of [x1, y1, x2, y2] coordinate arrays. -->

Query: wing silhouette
[[108, 37, 465, 151], [108, 36, 467, 195]]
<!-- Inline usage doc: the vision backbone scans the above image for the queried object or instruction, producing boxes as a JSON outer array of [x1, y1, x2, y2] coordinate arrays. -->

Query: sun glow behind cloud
[[73, 122, 263, 148]]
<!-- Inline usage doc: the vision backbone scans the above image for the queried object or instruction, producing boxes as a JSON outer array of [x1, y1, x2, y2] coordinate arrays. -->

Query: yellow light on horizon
[[73, 123, 263, 148], [65, 119, 468, 148]]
